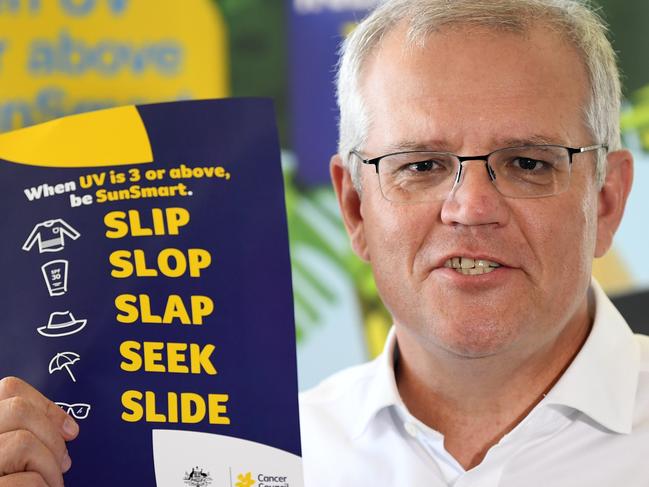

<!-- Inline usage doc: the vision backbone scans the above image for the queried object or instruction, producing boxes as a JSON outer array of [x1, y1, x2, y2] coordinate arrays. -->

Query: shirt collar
[[351, 279, 641, 438], [350, 326, 402, 439], [543, 278, 641, 434]]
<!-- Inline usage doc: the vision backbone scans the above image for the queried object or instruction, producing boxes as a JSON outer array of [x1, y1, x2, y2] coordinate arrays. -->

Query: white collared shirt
[[299, 281, 649, 486]]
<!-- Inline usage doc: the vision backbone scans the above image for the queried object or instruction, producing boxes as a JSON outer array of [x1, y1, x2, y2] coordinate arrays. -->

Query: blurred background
[[1, 0, 647, 390]]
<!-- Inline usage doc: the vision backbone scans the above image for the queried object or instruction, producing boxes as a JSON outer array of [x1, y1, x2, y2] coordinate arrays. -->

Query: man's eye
[[404, 160, 437, 172], [409, 160, 433, 172], [512, 157, 548, 171]]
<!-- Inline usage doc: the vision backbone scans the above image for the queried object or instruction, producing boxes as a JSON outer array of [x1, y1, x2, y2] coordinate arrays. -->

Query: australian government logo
[[183, 466, 213, 487]]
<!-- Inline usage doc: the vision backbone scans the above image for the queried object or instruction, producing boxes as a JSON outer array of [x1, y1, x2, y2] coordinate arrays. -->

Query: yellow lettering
[[188, 249, 211, 277], [104, 210, 128, 239], [208, 394, 230, 425], [133, 249, 158, 277], [130, 209, 154, 237], [140, 294, 162, 323], [119, 341, 142, 372], [110, 250, 134, 278], [145, 390, 166, 422], [118, 342, 215, 374], [152, 208, 166, 235], [110, 249, 211, 279], [180, 393, 206, 424], [166, 207, 190, 235], [167, 392, 178, 423], [104, 208, 191, 238], [96, 189, 107, 203], [115, 294, 139, 323], [167, 343, 189, 373], [115, 295, 212, 325], [143, 342, 166, 372], [121, 390, 143, 422], [190, 343, 216, 375], [164, 295, 191, 324], [158, 248, 187, 277], [120, 390, 230, 425], [190, 295, 214, 325]]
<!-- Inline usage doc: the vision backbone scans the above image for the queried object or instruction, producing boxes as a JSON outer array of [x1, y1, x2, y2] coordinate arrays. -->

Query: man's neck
[[394, 304, 592, 470]]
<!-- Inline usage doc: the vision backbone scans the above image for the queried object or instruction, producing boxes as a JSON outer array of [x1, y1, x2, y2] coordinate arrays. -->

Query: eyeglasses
[[55, 402, 91, 420], [350, 144, 607, 203]]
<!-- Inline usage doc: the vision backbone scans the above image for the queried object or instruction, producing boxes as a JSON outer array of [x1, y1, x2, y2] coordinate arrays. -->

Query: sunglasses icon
[[55, 402, 91, 420]]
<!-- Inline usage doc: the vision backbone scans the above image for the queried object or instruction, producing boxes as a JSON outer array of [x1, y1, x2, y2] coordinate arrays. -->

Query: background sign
[[0, 0, 228, 131]]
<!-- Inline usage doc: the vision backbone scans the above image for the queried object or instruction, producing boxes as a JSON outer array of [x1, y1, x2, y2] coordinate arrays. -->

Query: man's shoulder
[[298, 357, 400, 485], [299, 355, 391, 444], [300, 358, 379, 413]]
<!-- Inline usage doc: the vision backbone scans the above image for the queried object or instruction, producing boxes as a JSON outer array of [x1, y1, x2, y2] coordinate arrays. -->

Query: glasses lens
[[55, 402, 71, 414], [377, 151, 456, 203], [489, 145, 570, 198], [70, 403, 91, 419]]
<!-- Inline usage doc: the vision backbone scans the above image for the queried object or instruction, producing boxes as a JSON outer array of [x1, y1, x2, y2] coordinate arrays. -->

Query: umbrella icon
[[48, 352, 81, 382]]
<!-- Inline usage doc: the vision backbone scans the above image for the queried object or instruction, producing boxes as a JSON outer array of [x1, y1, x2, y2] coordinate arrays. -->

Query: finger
[[0, 430, 64, 487], [0, 472, 48, 487], [0, 396, 70, 471], [0, 377, 78, 440]]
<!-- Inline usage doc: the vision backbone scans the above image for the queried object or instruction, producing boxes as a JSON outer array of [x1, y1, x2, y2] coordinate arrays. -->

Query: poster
[[0, 99, 303, 486]]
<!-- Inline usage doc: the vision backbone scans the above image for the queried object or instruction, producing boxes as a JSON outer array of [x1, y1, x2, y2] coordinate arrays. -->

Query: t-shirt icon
[[22, 219, 81, 253]]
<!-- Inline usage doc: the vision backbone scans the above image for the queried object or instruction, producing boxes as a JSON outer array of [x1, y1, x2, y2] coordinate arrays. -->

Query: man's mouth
[[443, 257, 502, 275]]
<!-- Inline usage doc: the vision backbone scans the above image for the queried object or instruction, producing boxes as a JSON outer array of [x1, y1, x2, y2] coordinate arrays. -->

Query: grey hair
[[336, 0, 621, 190]]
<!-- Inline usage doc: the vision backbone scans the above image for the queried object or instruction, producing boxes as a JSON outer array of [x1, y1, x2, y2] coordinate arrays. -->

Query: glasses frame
[[350, 143, 608, 200], [55, 401, 91, 419]]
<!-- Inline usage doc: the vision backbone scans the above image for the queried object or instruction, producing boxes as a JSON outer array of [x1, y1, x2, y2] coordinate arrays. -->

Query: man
[[299, 0, 646, 485], [0, 0, 646, 486]]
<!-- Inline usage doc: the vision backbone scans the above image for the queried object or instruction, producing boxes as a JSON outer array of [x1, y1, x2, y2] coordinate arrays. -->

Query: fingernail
[[61, 451, 72, 472], [62, 417, 79, 436]]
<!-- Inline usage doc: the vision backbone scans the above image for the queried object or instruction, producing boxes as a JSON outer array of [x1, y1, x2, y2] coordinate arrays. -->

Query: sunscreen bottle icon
[[41, 260, 69, 296]]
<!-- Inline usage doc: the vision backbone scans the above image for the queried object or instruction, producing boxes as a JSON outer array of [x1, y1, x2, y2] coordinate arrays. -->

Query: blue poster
[[0, 99, 303, 486]]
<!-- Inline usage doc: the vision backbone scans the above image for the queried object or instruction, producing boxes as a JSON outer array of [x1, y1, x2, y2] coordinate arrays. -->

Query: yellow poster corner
[[0, 106, 153, 167]]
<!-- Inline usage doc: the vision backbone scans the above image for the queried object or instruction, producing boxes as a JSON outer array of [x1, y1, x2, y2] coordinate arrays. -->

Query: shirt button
[[404, 421, 419, 437]]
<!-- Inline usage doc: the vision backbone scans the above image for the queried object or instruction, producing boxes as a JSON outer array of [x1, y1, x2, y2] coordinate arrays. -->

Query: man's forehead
[[368, 17, 564, 58], [359, 21, 591, 151], [365, 21, 584, 84]]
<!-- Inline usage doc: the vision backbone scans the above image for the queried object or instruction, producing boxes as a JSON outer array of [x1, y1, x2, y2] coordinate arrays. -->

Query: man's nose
[[440, 160, 510, 227]]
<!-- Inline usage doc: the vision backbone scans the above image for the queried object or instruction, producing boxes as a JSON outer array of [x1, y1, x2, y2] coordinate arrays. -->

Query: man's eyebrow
[[378, 135, 566, 154], [382, 140, 452, 153], [497, 135, 564, 147]]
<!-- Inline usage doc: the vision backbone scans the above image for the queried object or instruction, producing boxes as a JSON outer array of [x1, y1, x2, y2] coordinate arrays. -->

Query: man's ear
[[330, 154, 370, 261], [595, 149, 633, 258]]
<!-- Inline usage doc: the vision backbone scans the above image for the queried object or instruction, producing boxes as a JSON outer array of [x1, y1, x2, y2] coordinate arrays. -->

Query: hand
[[0, 377, 79, 487]]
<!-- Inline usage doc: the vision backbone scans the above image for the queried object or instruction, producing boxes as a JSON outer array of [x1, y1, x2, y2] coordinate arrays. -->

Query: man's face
[[345, 24, 620, 360]]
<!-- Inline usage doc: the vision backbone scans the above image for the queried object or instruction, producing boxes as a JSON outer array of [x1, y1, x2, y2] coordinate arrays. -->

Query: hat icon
[[37, 311, 87, 338]]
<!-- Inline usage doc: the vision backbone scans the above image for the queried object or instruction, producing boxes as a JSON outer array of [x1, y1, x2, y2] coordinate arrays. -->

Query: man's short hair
[[336, 0, 621, 191]]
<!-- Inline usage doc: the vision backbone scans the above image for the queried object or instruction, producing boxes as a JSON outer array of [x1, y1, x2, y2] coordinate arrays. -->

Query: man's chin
[[431, 320, 523, 360], [395, 316, 525, 361]]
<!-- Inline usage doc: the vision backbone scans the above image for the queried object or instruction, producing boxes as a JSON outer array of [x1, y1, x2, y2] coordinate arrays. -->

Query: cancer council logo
[[235, 472, 256, 487]]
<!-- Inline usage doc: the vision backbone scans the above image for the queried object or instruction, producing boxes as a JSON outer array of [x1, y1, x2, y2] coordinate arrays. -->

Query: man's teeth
[[443, 257, 501, 275]]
